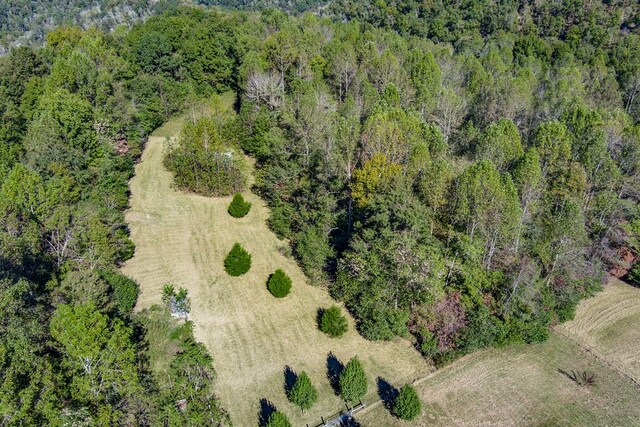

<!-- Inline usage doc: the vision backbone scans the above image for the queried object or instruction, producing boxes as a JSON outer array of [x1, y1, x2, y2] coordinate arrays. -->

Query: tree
[[339, 356, 367, 403], [49, 303, 140, 404], [288, 371, 318, 412], [475, 118, 523, 170], [266, 411, 291, 427], [100, 270, 140, 315], [320, 306, 348, 337], [224, 243, 252, 276], [228, 193, 251, 218], [392, 384, 421, 420], [267, 269, 292, 297]]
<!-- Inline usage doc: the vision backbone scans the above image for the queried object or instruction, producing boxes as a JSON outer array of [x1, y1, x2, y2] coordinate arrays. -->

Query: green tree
[[224, 243, 252, 276], [475, 118, 523, 170], [392, 384, 421, 420], [339, 356, 367, 404], [320, 306, 348, 337], [100, 270, 140, 315], [49, 303, 140, 404], [228, 193, 251, 218], [266, 411, 291, 427], [288, 371, 318, 412], [267, 269, 292, 297]]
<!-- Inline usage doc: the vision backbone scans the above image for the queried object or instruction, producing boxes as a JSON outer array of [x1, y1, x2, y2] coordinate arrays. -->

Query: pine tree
[[266, 411, 291, 427], [228, 193, 251, 218], [339, 356, 367, 404], [224, 243, 252, 276], [392, 384, 421, 421], [320, 306, 348, 337], [267, 269, 292, 298], [288, 371, 318, 412]]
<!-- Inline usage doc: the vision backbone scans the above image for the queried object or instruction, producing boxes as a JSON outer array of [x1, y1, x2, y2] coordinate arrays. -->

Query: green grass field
[[122, 98, 640, 426]]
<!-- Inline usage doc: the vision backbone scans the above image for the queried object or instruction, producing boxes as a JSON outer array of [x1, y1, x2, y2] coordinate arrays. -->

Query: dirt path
[[121, 130, 429, 426]]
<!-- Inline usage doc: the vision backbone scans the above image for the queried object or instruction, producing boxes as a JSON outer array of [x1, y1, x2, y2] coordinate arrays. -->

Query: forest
[[1, 0, 640, 425]]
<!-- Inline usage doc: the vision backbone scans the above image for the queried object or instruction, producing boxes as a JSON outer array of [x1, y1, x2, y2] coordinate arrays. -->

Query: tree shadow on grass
[[258, 398, 277, 427], [377, 377, 399, 412], [327, 351, 344, 396], [316, 307, 325, 330], [284, 365, 297, 397]]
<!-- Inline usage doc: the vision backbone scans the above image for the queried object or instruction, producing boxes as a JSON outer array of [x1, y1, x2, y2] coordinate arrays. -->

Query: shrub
[[265, 411, 291, 427], [339, 356, 367, 404], [628, 263, 640, 287], [392, 384, 421, 421], [320, 306, 348, 337], [288, 371, 318, 412], [224, 243, 252, 276], [228, 193, 251, 218], [267, 269, 292, 298]]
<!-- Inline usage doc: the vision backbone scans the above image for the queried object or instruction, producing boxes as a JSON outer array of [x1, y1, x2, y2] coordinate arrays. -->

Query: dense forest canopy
[[1, 0, 640, 424]]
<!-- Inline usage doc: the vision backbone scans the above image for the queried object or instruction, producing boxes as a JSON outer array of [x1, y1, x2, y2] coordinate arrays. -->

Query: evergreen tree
[[266, 411, 291, 427], [224, 243, 252, 276], [288, 371, 318, 412], [228, 193, 251, 218], [320, 306, 348, 337], [339, 356, 367, 403], [267, 269, 292, 297], [392, 384, 421, 421]]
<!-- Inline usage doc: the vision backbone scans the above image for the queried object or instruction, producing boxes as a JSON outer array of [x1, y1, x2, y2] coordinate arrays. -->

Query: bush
[[288, 371, 317, 412], [265, 411, 291, 427], [320, 306, 348, 337], [392, 384, 421, 421], [339, 356, 367, 404], [224, 243, 252, 276], [267, 269, 292, 298], [228, 193, 251, 218], [628, 263, 640, 287]]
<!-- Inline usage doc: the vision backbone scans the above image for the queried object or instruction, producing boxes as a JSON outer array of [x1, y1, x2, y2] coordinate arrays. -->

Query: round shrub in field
[[267, 269, 292, 298], [224, 243, 252, 276], [228, 193, 251, 218], [320, 305, 348, 337], [392, 384, 421, 421]]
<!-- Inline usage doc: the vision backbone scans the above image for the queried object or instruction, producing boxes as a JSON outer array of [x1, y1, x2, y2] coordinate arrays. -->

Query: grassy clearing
[[557, 278, 640, 383], [357, 332, 640, 426], [121, 101, 429, 426]]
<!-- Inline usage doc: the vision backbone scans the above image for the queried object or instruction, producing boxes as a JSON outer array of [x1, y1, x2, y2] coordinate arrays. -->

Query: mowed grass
[[557, 278, 640, 383], [358, 335, 640, 426], [120, 104, 430, 426]]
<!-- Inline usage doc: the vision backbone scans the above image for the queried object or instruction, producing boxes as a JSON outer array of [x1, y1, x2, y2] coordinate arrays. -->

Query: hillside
[[121, 100, 429, 426]]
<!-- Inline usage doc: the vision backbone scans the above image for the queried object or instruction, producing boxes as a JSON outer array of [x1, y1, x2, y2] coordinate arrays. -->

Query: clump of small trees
[[392, 384, 421, 421], [228, 193, 251, 218], [224, 243, 252, 276], [339, 356, 367, 404], [267, 269, 292, 298], [320, 306, 348, 337], [288, 371, 318, 412]]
